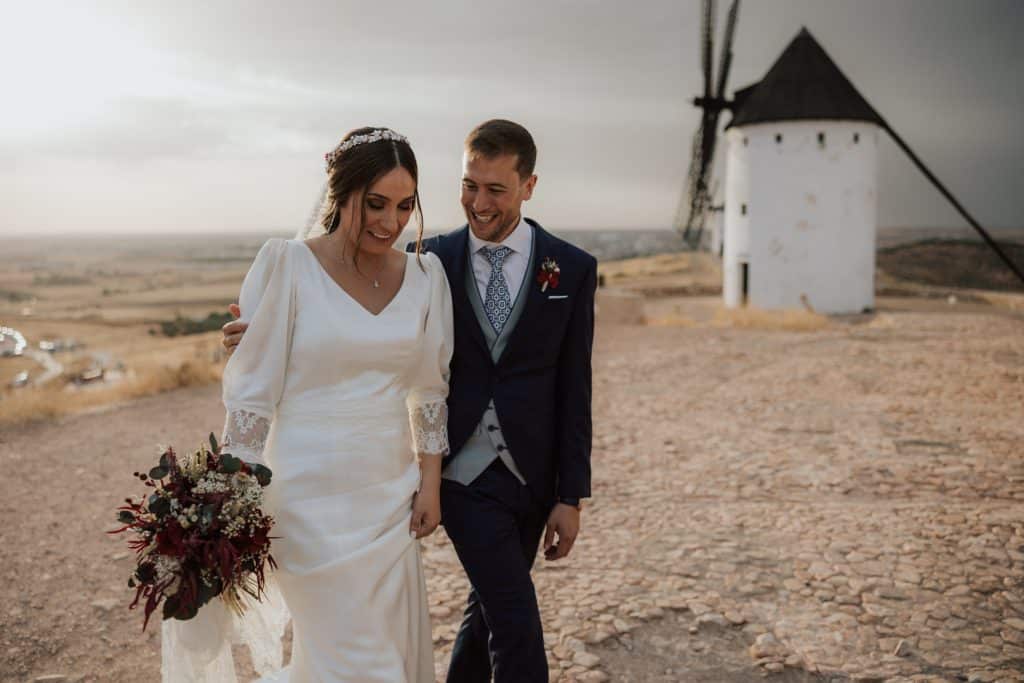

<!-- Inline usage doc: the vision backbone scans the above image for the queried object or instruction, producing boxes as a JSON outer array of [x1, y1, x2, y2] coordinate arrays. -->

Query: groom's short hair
[[465, 119, 537, 179]]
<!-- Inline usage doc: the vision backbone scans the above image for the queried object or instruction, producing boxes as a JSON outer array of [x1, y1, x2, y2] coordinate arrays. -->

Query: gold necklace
[[331, 244, 386, 288]]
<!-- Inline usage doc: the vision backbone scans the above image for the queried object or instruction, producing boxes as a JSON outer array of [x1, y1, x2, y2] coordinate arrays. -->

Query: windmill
[[676, 0, 1024, 312], [674, 0, 740, 249]]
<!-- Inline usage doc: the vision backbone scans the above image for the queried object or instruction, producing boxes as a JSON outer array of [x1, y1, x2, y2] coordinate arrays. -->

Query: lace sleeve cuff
[[410, 400, 449, 457], [222, 409, 271, 463]]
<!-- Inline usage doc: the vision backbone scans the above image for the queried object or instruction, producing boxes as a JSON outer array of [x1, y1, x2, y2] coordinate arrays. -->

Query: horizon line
[[3, 225, 1024, 240]]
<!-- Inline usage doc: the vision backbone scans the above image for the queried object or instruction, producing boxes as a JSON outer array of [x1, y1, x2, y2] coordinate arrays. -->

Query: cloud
[[2, 0, 1021, 233]]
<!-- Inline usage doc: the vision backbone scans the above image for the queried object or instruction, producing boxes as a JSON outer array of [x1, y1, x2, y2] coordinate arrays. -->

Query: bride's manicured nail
[[409, 530, 417, 539]]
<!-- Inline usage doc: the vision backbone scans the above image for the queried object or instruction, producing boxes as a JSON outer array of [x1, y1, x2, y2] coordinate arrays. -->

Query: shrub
[[160, 312, 234, 338]]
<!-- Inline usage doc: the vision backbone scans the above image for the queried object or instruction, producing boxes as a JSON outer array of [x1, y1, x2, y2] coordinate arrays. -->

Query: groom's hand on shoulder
[[221, 303, 248, 355]]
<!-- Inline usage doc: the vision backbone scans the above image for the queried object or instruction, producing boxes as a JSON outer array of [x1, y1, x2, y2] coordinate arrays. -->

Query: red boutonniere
[[537, 257, 560, 292]]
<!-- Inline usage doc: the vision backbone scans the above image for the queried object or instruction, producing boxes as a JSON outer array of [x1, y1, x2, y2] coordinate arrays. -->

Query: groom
[[416, 119, 595, 683], [224, 119, 595, 682]]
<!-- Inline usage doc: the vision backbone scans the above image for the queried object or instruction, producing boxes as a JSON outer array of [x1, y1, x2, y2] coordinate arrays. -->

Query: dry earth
[[2, 297, 1023, 682], [877, 242, 1024, 293]]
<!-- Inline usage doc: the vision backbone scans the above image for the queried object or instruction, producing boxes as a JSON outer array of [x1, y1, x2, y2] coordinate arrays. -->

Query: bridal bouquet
[[109, 434, 276, 630]]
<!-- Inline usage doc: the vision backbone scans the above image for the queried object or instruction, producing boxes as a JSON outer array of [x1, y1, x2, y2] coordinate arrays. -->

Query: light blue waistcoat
[[441, 237, 534, 486]]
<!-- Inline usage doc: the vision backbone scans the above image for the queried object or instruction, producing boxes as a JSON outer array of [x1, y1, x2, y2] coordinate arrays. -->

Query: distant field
[[876, 225, 1024, 248], [0, 234, 258, 420], [878, 239, 1024, 292], [1, 228, 1021, 423]]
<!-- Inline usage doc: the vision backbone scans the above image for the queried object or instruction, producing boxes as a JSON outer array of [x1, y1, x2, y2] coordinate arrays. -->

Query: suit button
[[497, 444, 507, 452], [487, 425, 499, 432]]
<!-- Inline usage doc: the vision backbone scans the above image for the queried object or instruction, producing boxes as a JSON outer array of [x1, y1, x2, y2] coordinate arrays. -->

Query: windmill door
[[740, 262, 750, 305]]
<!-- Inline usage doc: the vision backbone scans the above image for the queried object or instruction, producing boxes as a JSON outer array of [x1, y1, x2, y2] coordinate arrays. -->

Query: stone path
[[1, 305, 1021, 682], [420, 309, 1024, 681]]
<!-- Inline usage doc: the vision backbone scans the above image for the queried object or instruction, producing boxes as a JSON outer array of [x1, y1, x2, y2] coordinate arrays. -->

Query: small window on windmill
[[853, 132, 860, 144], [817, 132, 826, 148], [741, 203, 747, 216], [774, 133, 783, 144], [743, 136, 748, 146]]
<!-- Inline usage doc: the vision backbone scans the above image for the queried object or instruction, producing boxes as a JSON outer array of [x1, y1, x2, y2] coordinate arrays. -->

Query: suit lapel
[[442, 226, 490, 356]]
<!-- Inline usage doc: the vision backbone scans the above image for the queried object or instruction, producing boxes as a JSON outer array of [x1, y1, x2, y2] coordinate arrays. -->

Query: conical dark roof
[[727, 28, 883, 129]]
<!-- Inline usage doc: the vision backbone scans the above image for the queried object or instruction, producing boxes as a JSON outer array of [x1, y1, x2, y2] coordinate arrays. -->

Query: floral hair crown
[[324, 129, 409, 170]]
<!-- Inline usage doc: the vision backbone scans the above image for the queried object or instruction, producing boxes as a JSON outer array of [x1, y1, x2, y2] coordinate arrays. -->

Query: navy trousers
[[441, 460, 550, 683]]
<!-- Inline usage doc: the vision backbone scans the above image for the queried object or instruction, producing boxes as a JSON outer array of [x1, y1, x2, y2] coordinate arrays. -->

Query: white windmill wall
[[722, 120, 879, 313]]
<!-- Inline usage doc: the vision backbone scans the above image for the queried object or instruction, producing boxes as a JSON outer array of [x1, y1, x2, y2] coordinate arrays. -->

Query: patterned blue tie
[[481, 246, 513, 334]]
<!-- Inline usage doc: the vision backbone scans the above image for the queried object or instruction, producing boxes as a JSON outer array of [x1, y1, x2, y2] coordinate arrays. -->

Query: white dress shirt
[[467, 217, 534, 308]]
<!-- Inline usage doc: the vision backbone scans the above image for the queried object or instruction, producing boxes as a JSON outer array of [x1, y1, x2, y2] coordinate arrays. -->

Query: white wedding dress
[[161, 238, 453, 682]]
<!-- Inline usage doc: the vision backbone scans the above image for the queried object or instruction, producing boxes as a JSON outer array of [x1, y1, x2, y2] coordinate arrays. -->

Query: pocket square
[[548, 295, 568, 300]]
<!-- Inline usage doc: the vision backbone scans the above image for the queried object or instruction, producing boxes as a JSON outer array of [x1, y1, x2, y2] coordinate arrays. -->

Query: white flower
[[194, 472, 231, 495], [154, 555, 181, 583]]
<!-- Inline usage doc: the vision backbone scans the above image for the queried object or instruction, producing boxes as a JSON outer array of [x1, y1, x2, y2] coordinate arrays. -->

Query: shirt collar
[[469, 216, 531, 256]]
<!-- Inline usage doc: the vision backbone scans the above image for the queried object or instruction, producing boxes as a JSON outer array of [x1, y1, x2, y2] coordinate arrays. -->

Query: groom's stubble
[[460, 151, 537, 244]]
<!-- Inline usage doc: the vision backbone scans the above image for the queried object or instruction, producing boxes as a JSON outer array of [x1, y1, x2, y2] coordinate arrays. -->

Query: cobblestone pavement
[[1, 307, 1021, 682], [421, 309, 1024, 682]]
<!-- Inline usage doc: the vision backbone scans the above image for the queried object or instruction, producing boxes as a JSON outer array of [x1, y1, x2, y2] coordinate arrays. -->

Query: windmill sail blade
[[681, 118, 716, 245], [693, 0, 741, 247], [688, 121, 717, 245], [679, 0, 738, 248], [691, 103, 727, 242], [701, 0, 716, 99], [715, 0, 740, 99], [675, 121, 705, 235]]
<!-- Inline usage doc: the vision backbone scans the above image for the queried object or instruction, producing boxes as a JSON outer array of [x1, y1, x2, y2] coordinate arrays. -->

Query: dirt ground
[[1, 291, 1022, 682], [593, 613, 824, 682], [877, 241, 1024, 292]]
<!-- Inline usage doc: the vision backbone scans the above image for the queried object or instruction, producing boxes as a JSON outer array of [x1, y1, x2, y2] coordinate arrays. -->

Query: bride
[[161, 127, 453, 682]]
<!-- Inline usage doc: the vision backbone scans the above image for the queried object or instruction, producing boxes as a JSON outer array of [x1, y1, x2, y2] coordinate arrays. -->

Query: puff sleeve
[[220, 239, 296, 464], [406, 252, 454, 457]]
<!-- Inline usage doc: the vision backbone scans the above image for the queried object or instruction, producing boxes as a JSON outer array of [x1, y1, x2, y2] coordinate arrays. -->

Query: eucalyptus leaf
[[196, 576, 222, 607], [148, 466, 168, 480], [251, 464, 273, 487], [220, 454, 242, 474], [162, 595, 180, 620], [208, 432, 219, 453], [200, 504, 217, 529], [148, 493, 171, 517], [118, 510, 135, 524], [135, 563, 156, 584]]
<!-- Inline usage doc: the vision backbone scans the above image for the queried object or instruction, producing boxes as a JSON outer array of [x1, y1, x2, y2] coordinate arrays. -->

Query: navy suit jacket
[[408, 219, 595, 503]]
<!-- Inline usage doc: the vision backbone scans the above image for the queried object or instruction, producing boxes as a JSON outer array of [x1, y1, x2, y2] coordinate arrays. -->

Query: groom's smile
[[461, 151, 537, 243], [469, 211, 496, 225]]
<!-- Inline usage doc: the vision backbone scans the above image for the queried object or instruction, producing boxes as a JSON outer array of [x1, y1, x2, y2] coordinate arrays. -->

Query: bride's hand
[[411, 455, 441, 539], [410, 483, 441, 539]]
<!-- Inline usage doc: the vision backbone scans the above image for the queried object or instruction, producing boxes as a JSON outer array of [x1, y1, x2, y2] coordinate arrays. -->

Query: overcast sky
[[1, 0, 1021, 235]]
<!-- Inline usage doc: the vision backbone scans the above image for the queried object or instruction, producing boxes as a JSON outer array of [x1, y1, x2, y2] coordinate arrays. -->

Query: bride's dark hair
[[320, 127, 423, 261]]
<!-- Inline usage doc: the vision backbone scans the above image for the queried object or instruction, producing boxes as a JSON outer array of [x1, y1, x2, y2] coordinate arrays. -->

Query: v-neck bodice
[[223, 239, 449, 413], [299, 242, 411, 317]]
